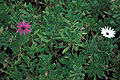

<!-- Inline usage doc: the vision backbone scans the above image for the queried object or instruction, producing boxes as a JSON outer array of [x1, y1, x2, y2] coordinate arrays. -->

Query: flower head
[[17, 21, 31, 36], [101, 26, 115, 38]]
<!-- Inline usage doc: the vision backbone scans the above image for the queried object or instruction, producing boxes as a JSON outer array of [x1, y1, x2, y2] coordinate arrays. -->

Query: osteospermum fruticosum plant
[[17, 21, 31, 36]]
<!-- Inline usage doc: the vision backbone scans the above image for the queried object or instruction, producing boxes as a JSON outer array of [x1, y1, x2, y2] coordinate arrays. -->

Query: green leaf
[[19, 9, 30, 16], [21, 54, 30, 64], [49, 63, 56, 70], [0, 27, 3, 32], [62, 47, 70, 54]]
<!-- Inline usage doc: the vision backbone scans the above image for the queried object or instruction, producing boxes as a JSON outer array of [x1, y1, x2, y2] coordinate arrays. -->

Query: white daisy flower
[[101, 26, 115, 38]]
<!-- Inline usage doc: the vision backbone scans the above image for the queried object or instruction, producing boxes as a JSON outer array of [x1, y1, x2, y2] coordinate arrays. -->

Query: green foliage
[[0, 2, 10, 27], [0, 0, 120, 80], [60, 53, 85, 80]]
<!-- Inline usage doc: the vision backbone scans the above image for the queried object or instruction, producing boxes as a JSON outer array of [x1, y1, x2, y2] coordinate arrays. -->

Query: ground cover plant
[[0, 0, 120, 80]]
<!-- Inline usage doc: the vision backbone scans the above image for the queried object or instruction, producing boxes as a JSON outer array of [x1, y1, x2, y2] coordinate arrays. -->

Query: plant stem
[[0, 69, 10, 75], [50, 24, 61, 41]]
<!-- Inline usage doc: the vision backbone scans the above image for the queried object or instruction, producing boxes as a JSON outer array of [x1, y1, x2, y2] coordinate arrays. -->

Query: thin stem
[[19, 46, 22, 53], [0, 69, 10, 75], [86, 74, 90, 80], [50, 24, 61, 41]]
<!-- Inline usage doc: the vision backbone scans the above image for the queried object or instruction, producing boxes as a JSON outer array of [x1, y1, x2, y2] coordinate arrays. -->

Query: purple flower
[[17, 21, 31, 36]]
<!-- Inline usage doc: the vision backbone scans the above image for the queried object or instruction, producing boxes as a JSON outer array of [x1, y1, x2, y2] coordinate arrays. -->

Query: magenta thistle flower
[[17, 21, 31, 36]]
